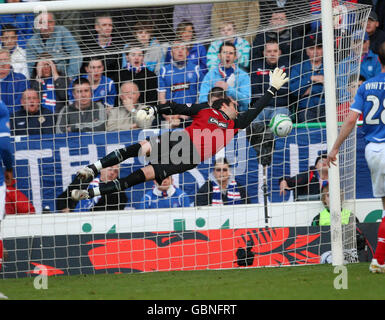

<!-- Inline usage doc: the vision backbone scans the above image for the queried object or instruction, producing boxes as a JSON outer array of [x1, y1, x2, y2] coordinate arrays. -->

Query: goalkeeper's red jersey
[[184, 108, 238, 161], [158, 89, 275, 162]]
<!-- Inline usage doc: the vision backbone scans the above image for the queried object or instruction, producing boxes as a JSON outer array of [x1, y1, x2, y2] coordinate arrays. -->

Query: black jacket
[[250, 56, 291, 108], [279, 166, 325, 201], [118, 67, 158, 105], [252, 28, 303, 65], [11, 107, 55, 136], [369, 28, 385, 54], [80, 34, 122, 82]]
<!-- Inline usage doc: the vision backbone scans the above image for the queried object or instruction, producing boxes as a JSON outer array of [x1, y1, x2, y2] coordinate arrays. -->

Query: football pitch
[[1, 262, 384, 300]]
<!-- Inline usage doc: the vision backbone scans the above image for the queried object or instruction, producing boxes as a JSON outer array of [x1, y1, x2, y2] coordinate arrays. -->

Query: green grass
[[1, 263, 385, 300]]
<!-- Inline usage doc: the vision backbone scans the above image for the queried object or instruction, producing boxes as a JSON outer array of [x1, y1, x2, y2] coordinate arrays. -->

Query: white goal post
[[0, 0, 372, 278], [321, 0, 343, 266]]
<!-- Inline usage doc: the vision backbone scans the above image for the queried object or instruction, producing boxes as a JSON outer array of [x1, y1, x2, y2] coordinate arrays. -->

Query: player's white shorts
[[0, 182, 5, 221], [365, 142, 385, 198]]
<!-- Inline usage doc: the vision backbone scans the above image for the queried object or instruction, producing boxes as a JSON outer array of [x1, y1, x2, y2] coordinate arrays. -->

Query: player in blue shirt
[[137, 176, 191, 209], [0, 99, 14, 271], [327, 42, 385, 274], [0, 99, 13, 219], [158, 41, 201, 105]]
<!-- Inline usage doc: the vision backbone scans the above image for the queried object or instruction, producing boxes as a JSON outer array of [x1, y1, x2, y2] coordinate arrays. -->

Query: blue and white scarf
[[211, 175, 242, 206], [40, 78, 56, 113]]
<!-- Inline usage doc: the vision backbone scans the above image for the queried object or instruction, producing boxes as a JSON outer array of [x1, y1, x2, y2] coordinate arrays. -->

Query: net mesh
[[0, 0, 372, 278]]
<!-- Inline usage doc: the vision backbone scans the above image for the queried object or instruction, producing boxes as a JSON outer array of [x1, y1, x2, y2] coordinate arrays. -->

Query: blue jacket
[[0, 69, 29, 116], [11, 107, 55, 136], [337, 50, 382, 103], [138, 185, 191, 209], [290, 60, 325, 110], [0, 100, 14, 187], [360, 51, 382, 81], [26, 25, 82, 78], [199, 64, 251, 112]]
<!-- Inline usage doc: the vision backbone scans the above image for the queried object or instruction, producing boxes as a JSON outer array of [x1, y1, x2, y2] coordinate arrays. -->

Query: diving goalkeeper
[[71, 68, 288, 201]]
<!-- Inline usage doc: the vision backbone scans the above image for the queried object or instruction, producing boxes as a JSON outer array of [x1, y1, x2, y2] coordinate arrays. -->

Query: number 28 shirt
[[350, 73, 385, 143]]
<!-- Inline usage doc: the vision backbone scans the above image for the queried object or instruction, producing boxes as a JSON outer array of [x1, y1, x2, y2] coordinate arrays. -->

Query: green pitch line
[[293, 121, 363, 129], [1, 263, 383, 300]]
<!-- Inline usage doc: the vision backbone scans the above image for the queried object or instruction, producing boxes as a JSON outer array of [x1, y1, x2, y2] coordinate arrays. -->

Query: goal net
[[0, 0, 371, 278]]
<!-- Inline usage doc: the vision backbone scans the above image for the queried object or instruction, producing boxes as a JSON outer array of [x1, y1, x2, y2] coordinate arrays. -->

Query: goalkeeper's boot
[[71, 189, 90, 201], [76, 166, 96, 181], [369, 258, 385, 273]]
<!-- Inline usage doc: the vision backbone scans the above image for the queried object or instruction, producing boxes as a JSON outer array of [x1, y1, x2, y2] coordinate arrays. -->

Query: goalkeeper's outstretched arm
[[234, 68, 289, 129], [136, 68, 288, 128], [136, 101, 209, 123], [157, 101, 210, 116]]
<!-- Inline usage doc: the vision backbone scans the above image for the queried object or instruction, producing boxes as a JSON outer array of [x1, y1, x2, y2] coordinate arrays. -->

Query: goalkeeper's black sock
[[120, 169, 147, 189], [89, 169, 146, 198], [100, 143, 142, 168]]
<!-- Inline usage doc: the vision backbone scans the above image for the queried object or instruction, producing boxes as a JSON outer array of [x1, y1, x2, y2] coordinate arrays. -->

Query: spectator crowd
[[0, 0, 381, 214]]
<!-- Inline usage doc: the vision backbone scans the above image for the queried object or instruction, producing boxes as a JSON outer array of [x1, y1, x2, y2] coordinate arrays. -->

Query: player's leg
[[73, 133, 162, 200], [366, 142, 385, 273], [77, 140, 151, 181], [71, 165, 153, 200], [71, 161, 198, 201], [72, 130, 199, 200], [370, 196, 385, 273]]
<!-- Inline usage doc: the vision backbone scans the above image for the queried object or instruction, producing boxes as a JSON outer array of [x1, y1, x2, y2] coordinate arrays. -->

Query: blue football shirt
[[350, 72, 385, 143], [158, 61, 201, 104], [0, 100, 14, 186]]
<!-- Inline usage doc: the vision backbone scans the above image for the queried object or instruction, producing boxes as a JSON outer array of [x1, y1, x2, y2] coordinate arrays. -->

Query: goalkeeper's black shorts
[[147, 130, 200, 184]]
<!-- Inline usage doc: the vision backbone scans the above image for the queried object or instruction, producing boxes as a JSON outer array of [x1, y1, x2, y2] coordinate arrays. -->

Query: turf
[[1, 262, 385, 300]]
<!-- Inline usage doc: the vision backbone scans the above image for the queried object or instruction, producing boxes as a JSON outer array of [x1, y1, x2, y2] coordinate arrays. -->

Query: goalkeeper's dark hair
[[208, 87, 226, 104], [212, 97, 233, 110], [378, 42, 385, 66]]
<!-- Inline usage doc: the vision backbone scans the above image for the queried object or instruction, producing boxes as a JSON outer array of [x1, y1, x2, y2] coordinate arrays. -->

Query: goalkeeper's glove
[[270, 67, 289, 91], [136, 106, 157, 123]]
